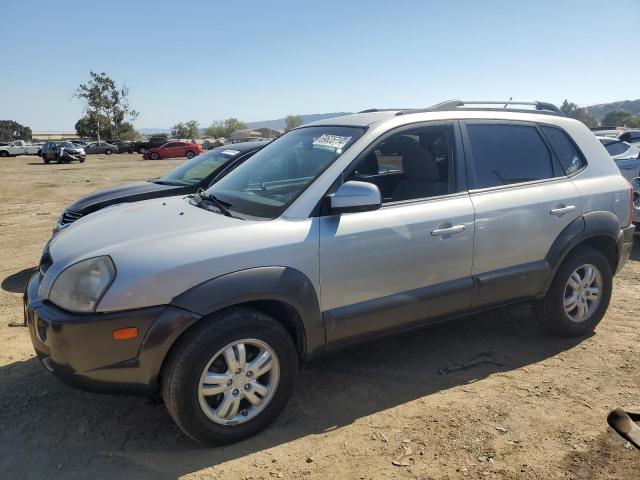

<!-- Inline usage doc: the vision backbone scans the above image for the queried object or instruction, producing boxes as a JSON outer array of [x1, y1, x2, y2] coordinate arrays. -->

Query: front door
[[319, 122, 475, 346]]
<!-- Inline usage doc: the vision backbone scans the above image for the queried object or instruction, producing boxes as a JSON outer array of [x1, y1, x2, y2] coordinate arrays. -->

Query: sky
[[1, 0, 639, 131]]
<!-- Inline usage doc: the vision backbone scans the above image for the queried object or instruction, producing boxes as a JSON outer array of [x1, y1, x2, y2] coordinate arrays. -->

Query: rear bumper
[[617, 224, 635, 273], [24, 273, 201, 396]]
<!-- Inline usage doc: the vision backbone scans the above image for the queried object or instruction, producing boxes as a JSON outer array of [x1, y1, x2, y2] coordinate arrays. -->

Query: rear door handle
[[550, 205, 576, 216], [431, 224, 466, 236]]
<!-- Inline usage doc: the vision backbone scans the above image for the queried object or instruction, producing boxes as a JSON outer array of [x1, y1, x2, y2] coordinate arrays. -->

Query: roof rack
[[396, 100, 565, 117], [358, 108, 409, 113]]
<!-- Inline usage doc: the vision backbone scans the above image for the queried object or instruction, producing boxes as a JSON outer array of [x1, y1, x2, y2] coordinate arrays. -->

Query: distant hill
[[245, 112, 351, 130], [587, 100, 640, 120]]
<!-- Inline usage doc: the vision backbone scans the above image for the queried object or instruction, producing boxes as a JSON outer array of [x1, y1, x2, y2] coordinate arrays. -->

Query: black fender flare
[[542, 211, 620, 293], [170, 266, 324, 359]]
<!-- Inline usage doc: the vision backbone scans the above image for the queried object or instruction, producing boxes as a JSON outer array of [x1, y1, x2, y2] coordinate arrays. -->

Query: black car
[[41, 141, 86, 164], [108, 140, 134, 153], [55, 141, 267, 231]]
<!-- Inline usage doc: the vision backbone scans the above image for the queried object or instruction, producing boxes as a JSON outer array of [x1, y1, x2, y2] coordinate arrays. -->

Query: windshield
[[206, 126, 364, 218], [61, 142, 76, 148], [158, 148, 243, 186]]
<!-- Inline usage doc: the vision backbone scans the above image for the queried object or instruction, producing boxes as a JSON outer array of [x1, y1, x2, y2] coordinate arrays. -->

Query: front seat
[[392, 144, 447, 201]]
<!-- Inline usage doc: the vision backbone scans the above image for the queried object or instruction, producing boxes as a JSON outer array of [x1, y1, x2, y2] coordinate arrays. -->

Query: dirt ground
[[1, 153, 639, 480]]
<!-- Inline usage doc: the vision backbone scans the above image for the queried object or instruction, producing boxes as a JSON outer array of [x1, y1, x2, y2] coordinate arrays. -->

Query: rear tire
[[162, 307, 297, 445], [540, 246, 612, 337]]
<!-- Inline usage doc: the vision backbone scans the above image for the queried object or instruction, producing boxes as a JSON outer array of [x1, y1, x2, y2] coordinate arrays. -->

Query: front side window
[[207, 126, 364, 218], [159, 148, 242, 186], [540, 125, 585, 175], [467, 123, 554, 188], [345, 125, 454, 203]]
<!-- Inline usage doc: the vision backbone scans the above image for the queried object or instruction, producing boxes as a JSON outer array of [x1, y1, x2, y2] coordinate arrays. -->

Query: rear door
[[462, 120, 583, 308]]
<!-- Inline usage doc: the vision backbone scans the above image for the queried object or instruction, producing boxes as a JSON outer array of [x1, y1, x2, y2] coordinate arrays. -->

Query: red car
[[143, 141, 203, 160]]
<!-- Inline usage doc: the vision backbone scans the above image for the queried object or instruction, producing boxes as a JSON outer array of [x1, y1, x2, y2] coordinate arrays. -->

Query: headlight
[[49, 256, 116, 312]]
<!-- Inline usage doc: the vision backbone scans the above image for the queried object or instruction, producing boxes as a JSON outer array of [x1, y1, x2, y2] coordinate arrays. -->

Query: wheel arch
[[543, 211, 620, 293], [169, 266, 325, 361]]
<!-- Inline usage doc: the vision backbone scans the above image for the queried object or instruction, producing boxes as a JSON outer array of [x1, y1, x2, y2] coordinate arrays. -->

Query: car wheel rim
[[563, 263, 602, 323], [197, 338, 280, 426], [187, 152, 193, 158]]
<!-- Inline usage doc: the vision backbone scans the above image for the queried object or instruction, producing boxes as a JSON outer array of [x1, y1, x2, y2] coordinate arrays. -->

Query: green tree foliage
[[203, 118, 247, 138], [602, 109, 640, 127], [171, 120, 200, 139], [285, 114, 304, 131], [0, 120, 32, 141], [74, 71, 138, 141], [560, 100, 597, 128]]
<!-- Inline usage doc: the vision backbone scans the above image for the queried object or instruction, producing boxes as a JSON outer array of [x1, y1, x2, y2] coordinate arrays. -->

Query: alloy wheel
[[563, 263, 602, 323], [197, 338, 279, 426]]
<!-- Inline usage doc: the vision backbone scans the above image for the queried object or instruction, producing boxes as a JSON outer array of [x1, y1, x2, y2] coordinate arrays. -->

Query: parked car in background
[[108, 140, 133, 153], [631, 177, 640, 227], [618, 130, 640, 146], [71, 140, 90, 147], [597, 136, 640, 182], [84, 141, 119, 155], [131, 136, 168, 154], [25, 100, 634, 444], [143, 141, 202, 160], [54, 141, 267, 232], [40, 141, 86, 163], [0, 140, 42, 157]]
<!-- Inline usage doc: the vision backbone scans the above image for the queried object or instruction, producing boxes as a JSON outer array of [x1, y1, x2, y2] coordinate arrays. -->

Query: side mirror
[[329, 180, 381, 214]]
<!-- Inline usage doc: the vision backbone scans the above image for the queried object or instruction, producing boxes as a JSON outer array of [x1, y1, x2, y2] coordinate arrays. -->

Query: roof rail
[[396, 100, 565, 117], [358, 108, 409, 113]]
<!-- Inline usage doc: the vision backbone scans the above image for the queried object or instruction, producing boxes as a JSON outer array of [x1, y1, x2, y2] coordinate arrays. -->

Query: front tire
[[540, 246, 612, 337], [186, 150, 195, 159], [162, 308, 297, 445], [105, 149, 112, 155], [0, 150, 8, 158], [150, 152, 159, 160]]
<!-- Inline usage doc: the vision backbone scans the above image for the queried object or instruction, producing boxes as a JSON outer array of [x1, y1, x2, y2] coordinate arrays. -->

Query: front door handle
[[431, 224, 466, 237], [550, 205, 576, 216]]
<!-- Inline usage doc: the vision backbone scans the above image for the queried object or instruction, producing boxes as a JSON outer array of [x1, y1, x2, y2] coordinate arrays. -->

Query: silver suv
[[24, 100, 635, 444]]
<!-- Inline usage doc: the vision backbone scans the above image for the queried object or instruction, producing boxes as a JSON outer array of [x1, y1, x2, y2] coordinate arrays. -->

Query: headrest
[[401, 144, 440, 182]]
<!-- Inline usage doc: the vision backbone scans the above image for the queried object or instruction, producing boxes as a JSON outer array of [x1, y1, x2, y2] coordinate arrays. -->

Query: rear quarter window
[[540, 125, 586, 175]]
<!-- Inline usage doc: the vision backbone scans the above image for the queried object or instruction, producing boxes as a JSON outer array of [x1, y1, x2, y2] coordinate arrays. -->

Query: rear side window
[[540, 125, 585, 175], [467, 123, 554, 188], [603, 141, 629, 156]]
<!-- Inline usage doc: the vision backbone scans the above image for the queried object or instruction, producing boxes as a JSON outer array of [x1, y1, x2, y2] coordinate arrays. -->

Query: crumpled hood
[[43, 195, 318, 312]]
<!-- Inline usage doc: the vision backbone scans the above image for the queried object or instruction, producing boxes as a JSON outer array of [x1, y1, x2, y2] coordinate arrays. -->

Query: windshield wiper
[[197, 189, 233, 217]]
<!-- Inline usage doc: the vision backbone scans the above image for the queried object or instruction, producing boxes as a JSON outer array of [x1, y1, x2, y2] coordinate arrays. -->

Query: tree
[[0, 120, 32, 141], [74, 71, 138, 141], [285, 114, 304, 131], [560, 100, 597, 128], [75, 111, 111, 140], [203, 118, 247, 138], [602, 109, 640, 127], [171, 120, 200, 139]]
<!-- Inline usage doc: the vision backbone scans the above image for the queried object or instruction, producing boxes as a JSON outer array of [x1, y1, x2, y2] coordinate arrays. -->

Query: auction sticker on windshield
[[312, 134, 352, 150]]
